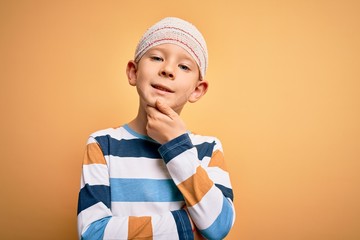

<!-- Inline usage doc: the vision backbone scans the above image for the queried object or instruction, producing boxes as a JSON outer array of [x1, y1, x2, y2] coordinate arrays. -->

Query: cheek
[[177, 87, 195, 102]]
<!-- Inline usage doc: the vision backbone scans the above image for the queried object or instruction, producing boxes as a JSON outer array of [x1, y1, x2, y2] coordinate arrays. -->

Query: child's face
[[129, 43, 205, 114]]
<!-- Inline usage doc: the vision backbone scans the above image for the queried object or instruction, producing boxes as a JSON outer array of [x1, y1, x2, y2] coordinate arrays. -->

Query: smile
[[151, 84, 174, 93]]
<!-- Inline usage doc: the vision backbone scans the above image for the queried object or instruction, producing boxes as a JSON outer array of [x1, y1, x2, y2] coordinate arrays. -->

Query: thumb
[[156, 99, 175, 118]]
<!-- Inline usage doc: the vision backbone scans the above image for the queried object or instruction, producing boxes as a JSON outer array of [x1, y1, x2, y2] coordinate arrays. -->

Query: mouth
[[151, 84, 174, 93]]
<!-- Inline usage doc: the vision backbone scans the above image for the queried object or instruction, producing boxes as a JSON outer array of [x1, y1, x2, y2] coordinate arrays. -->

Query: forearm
[[159, 133, 235, 239]]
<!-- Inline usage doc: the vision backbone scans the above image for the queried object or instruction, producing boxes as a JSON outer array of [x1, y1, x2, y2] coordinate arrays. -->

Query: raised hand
[[145, 99, 187, 144]]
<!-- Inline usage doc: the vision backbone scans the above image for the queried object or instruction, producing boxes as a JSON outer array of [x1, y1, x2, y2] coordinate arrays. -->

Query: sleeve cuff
[[158, 133, 194, 164]]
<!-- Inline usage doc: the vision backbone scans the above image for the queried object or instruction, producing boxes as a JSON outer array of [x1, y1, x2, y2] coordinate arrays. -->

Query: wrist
[[164, 131, 187, 144]]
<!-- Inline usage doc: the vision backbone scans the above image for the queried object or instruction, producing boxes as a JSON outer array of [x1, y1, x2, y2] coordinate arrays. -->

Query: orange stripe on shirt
[[208, 150, 227, 171], [83, 143, 106, 165], [128, 216, 153, 240], [177, 166, 213, 207]]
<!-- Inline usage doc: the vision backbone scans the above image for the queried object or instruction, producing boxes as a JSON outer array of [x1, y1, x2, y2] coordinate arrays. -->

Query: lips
[[151, 84, 174, 93]]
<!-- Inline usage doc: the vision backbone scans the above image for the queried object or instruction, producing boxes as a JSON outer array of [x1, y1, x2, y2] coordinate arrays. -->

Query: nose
[[159, 63, 175, 80]]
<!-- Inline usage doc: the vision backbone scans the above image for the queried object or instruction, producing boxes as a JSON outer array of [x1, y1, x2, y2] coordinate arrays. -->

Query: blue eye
[[179, 64, 190, 71]]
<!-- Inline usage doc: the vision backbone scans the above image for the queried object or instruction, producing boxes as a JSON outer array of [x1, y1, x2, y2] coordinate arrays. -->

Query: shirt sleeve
[[77, 137, 195, 240], [158, 133, 235, 240]]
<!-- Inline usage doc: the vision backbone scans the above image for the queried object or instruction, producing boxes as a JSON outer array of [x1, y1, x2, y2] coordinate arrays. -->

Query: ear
[[188, 80, 209, 103], [126, 60, 138, 86]]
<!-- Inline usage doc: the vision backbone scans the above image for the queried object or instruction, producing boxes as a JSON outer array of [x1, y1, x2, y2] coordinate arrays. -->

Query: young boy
[[77, 17, 235, 240]]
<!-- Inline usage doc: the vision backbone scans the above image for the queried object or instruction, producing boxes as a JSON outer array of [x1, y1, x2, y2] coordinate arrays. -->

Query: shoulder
[[86, 125, 133, 144]]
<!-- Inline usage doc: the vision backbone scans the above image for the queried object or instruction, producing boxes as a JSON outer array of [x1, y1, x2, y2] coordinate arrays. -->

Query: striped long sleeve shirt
[[77, 124, 235, 240]]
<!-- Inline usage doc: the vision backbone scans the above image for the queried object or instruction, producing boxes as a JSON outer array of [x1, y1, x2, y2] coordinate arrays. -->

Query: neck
[[128, 104, 148, 136]]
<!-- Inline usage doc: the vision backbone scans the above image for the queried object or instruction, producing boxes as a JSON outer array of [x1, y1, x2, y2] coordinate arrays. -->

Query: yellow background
[[1, 0, 359, 239]]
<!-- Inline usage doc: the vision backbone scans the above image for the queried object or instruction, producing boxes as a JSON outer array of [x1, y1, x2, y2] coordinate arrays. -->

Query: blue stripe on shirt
[[158, 133, 194, 163], [81, 216, 111, 240], [195, 141, 216, 160], [110, 178, 184, 202], [200, 196, 234, 240], [171, 209, 194, 240], [94, 135, 161, 158], [78, 184, 111, 214], [215, 183, 234, 201]]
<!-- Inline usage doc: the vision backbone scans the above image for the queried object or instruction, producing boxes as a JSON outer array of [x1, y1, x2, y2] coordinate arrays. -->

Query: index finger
[[145, 104, 162, 117]]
